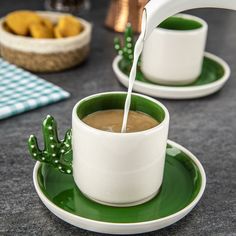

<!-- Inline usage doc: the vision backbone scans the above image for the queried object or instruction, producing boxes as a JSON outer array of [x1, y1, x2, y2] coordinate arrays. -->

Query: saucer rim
[[113, 52, 231, 99], [33, 140, 206, 234]]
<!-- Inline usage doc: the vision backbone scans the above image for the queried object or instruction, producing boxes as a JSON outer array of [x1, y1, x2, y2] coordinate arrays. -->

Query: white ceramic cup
[[72, 91, 169, 207], [141, 14, 208, 85]]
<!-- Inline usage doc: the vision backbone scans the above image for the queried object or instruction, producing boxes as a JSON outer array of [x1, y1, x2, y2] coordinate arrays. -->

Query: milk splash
[[121, 18, 146, 132]]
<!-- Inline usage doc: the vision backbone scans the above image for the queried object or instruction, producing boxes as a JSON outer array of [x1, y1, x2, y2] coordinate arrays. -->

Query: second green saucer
[[113, 52, 230, 99]]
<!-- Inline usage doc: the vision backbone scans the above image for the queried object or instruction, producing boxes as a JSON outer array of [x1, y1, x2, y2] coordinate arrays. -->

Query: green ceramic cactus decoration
[[114, 23, 135, 69], [28, 115, 73, 174]]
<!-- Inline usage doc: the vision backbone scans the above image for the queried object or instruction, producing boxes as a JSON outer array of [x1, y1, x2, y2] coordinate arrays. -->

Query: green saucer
[[120, 55, 225, 87], [36, 141, 205, 225], [113, 52, 230, 99]]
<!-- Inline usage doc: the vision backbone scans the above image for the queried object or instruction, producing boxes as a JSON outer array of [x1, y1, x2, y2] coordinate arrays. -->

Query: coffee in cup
[[82, 110, 159, 133]]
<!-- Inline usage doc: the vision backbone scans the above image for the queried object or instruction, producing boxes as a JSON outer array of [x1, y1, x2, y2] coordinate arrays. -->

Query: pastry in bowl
[[0, 11, 92, 72]]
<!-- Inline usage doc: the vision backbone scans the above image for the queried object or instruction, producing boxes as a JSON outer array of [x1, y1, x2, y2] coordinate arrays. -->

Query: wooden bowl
[[0, 11, 92, 72]]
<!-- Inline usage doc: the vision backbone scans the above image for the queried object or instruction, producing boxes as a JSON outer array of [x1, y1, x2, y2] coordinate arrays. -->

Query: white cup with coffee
[[72, 91, 169, 207], [141, 14, 208, 85]]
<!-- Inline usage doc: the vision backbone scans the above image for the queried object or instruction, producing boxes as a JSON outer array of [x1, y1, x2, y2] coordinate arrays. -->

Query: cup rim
[[155, 13, 208, 35], [72, 91, 169, 136]]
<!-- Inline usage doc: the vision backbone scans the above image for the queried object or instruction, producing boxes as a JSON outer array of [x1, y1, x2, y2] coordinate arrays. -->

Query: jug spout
[[143, 0, 236, 40]]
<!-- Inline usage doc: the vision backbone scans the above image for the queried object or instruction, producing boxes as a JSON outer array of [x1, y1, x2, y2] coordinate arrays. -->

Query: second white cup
[[141, 14, 208, 85]]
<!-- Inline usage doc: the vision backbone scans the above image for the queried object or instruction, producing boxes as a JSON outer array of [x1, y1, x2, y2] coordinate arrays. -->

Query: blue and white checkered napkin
[[0, 58, 70, 120]]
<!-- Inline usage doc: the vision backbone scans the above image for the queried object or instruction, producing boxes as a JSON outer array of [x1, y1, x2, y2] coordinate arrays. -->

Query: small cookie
[[54, 25, 63, 38], [3, 22, 13, 33], [57, 15, 81, 37], [29, 23, 54, 38], [41, 17, 54, 30], [5, 10, 42, 36]]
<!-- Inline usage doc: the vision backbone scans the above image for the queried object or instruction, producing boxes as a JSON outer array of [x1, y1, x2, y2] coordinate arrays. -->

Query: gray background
[[0, 0, 236, 235]]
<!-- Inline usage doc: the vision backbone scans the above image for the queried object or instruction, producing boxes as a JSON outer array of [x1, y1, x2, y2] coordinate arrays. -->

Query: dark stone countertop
[[0, 0, 235, 235]]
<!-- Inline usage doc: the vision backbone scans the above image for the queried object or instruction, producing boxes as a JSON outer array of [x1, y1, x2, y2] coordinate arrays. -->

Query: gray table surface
[[1, 0, 236, 235]]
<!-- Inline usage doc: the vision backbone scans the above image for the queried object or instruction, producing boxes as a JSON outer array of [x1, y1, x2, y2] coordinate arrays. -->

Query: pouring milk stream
[[121, 0, 236, 132]]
